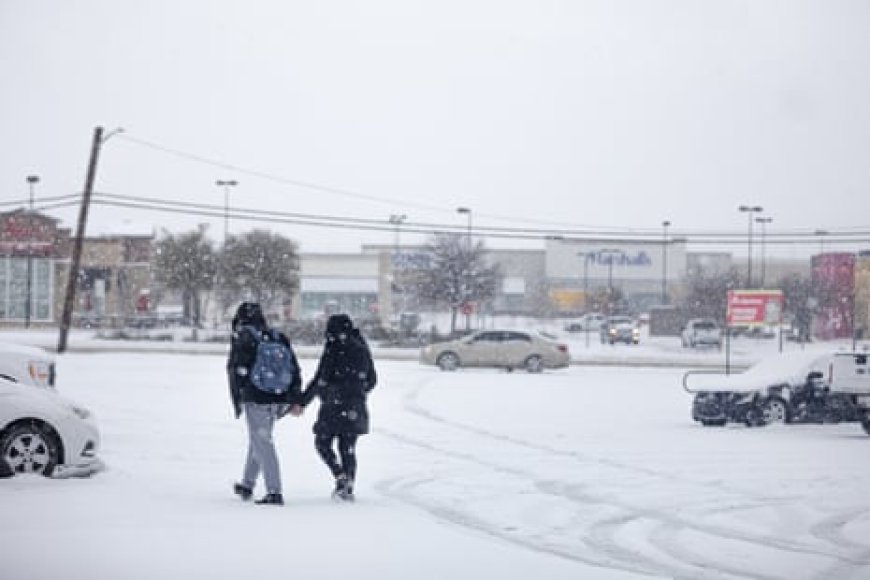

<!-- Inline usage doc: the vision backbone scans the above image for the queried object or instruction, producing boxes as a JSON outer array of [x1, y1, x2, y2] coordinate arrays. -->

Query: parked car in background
[[420, 330, 569, 372], [600, 316, 639, 345], [0, 377, 102, 478], [681, 318, 722, 348], [564, 313, 606, 333], [0, 342, 55, 388]]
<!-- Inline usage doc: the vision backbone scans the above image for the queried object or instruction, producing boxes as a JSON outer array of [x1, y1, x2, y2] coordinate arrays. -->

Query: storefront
[[0, 209, 153, 328], [0, 210, 68, 326]]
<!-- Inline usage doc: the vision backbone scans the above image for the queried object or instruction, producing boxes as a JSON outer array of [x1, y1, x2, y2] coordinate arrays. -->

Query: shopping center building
[[0, 209, 152, 328], [7, 209, 864, 336]]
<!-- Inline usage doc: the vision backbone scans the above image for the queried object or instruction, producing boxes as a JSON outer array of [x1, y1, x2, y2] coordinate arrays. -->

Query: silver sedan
[[420, 330, 570, 372]]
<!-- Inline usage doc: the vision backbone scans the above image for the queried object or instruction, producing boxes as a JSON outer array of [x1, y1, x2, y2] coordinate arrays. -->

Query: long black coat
[[301, 331, 377, 436]]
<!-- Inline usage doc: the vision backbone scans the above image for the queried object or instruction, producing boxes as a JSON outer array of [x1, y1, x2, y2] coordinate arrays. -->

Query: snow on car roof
[[687, 350, 834, 393]]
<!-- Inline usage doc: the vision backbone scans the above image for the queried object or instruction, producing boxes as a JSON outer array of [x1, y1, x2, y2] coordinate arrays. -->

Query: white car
[[0, 344, 102, 478], [564, 313, 606, 333], [600, 316, 640, 345], [420, 330, 570, 372], [0, 342, 56, 387], [681, 318, 722, 348]]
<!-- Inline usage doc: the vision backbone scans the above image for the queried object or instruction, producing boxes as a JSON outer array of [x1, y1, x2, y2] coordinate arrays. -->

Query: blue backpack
[[243, 327, 296, 394]]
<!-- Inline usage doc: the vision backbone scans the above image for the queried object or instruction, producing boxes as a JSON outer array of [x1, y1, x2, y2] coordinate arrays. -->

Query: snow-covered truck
[[682, 350, 870, 429]]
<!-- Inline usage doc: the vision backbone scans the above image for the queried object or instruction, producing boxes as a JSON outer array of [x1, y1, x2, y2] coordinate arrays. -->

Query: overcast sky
[[2, 1, 869, 256]]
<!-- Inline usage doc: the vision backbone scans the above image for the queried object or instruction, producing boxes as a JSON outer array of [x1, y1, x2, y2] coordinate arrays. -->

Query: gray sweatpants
[[241, 402, 283, 495]]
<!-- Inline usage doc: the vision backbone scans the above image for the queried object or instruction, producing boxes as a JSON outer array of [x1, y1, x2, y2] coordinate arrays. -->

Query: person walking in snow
[[227, 302, 302, 506], [298, 313, 377, 501]]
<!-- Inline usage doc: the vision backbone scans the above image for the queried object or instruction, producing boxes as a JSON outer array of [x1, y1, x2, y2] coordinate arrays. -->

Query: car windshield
[[609, 317, 633, 325], [694, 321, 717, 330]]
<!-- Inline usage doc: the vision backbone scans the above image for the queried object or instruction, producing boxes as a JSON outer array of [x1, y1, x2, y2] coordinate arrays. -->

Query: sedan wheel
[[0, 423, 59, 477], [763, 398, 789, 424], [525, 355, 544, 373], [436, 352, 460, 371]]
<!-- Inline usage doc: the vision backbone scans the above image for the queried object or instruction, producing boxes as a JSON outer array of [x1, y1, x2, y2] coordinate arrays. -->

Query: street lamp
[[599, 248, 623, 314], [577, 251, 591, 348], [738, 205, 763, 288], [216, 180, 238, 246], [27, 175, 39, 209], [456, 207, 473, 329], [456, 207, 472, 249], [388, 214, 407, 317], [25, 175, 40, 328], [755, 216, 772, 288], [814, 229, 828, 255], [661, 220, 670, 305]]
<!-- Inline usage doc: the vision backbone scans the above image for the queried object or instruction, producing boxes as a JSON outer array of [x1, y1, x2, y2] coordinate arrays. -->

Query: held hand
[[289, 404, 303, 417]]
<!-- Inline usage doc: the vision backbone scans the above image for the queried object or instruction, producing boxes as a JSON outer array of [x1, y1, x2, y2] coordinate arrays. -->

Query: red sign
[[726, 290, 783, 327], [460, 302, 474, 316]]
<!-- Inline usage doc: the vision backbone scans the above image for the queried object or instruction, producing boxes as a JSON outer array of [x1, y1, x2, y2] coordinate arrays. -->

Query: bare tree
[[219, 229, 300, 316], [153, 225, 217, 326], [680, 267, 744, 323], [411, 233, 500, 334]]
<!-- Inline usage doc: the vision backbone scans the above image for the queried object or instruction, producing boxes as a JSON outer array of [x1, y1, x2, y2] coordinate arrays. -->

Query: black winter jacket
[[227, 325, 302, 418], [301, 330, 377, 435]]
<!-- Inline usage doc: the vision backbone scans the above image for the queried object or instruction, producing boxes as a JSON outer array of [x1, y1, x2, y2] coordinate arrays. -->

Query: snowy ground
[[3, 346, 870, 580]]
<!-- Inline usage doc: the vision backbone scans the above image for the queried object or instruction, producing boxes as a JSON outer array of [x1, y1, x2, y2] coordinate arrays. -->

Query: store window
[[0, 257, 53, 322]]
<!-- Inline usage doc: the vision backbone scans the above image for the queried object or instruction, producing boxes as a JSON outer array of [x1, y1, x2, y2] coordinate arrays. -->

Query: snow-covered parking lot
[[3, 351, 870, 580]]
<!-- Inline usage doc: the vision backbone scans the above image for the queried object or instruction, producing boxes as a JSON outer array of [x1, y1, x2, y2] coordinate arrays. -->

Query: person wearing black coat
[[299, 313, 377, 501], [227, 302, 302, 506]]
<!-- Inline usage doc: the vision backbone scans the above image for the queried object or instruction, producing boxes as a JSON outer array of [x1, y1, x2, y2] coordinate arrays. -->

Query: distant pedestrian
[[299, 314, 377, 501], [227, 302, 302, 506]]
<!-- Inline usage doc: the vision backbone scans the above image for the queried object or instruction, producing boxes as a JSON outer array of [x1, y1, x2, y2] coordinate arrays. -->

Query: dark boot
[[332, 474, 354, 502], [233, 483, 253, 501], [255, 493, 284, 506]]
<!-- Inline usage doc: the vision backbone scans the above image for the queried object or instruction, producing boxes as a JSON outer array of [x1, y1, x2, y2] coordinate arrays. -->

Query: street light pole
[[456, 207, 472, 249], [661, 220, 670, 305], [814, 229, 828, 255], [599, 248, 623, 314], [456, 207, 472, 330], [215, 180, 238, 324], [25, 175, 39, 328], [216, 180, 238, 247], [388, 214, 407, 318], [755, 216, 772, 288], [738, 205, 763, 288], [577, 252, 591, 348]]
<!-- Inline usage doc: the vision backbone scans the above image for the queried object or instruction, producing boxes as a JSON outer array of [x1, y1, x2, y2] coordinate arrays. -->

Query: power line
[[0, 194, 81, 208], [10, 191, 870, 247], [115, 133, 464, 217], [84, 192, 870, 246]]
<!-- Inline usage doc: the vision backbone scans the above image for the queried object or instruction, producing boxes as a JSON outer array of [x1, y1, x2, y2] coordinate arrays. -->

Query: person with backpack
[[298, 314, 377, 502], [227, 302, 301, 506]]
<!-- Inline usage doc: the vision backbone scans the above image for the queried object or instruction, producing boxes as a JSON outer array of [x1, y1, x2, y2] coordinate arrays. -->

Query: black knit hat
[[232, 302, 266, 330], [325, 313, 354, 337]]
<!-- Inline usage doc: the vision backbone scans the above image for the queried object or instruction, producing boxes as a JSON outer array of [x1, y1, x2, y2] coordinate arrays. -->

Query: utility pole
[[25, 175, 39, 328], [57, 127, 105, 353]]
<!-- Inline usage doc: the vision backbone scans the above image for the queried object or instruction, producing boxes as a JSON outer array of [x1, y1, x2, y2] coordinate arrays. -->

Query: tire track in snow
[[373, 474, 656, 579], [808, 508, 870, 580], [374, 377, 870, 578]]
